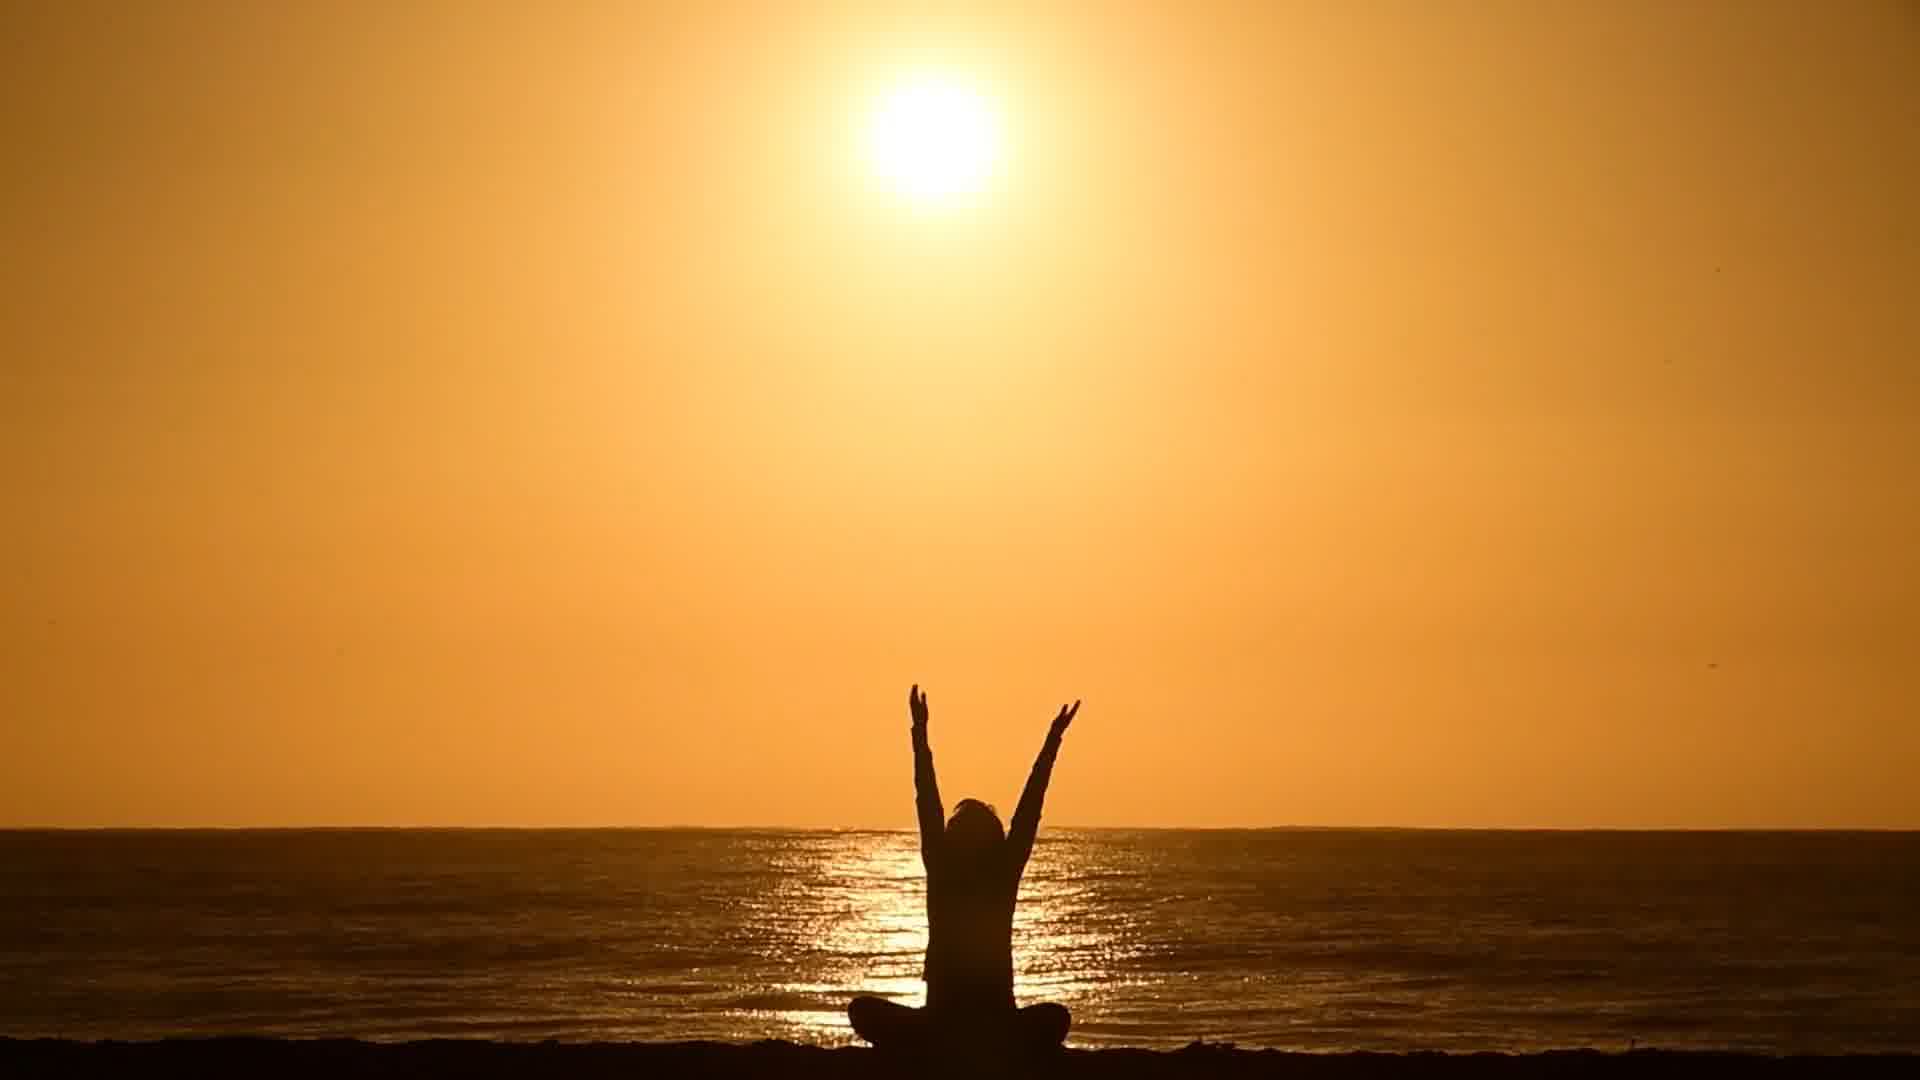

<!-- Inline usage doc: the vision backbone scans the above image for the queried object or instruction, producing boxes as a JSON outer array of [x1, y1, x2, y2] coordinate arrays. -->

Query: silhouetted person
[[848, 685, 1079, 1056]]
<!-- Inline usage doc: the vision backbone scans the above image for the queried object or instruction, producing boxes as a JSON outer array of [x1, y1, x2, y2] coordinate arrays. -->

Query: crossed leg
[[1011, 1001, 1072, 1051], [848, 996, 1071, 1054], [848, 995, 932, 1051]]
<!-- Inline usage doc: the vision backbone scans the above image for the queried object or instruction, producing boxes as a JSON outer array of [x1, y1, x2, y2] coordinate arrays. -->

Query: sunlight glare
[[865, 75, 1002, 205]]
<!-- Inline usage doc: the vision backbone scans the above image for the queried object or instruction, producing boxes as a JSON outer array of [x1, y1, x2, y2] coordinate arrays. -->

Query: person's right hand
[[909, 684, 929, 731], [1050, 700, 1081, 737]]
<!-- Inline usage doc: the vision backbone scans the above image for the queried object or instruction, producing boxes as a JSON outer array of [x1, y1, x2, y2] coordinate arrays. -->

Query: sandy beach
[[5, 1039, 1916, 1079]]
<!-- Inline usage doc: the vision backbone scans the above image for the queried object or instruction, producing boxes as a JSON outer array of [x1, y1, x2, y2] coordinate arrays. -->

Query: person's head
[[945, 798, 1005, 859]]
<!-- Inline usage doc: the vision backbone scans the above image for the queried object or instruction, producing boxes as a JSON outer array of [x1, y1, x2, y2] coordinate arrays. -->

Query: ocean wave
[[6, 829, 1919, 1052]]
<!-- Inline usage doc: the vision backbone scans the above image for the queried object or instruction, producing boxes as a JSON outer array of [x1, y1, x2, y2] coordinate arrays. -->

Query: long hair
[[944, 798, 1005, 864]]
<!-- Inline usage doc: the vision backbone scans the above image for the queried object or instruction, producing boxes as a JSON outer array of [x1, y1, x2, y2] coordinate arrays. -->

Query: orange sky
[[4, 2, 1916, 828]]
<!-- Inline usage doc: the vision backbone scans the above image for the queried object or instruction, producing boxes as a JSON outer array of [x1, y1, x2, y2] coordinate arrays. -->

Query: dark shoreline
[[7, 826, 1919, 833], [4, 1039, 1916, 1078]]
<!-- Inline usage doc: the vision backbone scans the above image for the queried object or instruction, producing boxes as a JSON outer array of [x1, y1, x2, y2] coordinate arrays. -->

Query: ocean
[[2, 829, 1916, 1052]]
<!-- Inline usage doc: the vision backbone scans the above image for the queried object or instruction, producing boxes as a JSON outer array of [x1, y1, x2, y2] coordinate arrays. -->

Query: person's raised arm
[[1008, 700, 1079, 874], [910, 685, 943, 867]]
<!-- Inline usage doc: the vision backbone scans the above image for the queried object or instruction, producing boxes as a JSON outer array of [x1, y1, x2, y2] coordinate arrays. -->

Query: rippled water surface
[[4, 829, 1918, 1051]]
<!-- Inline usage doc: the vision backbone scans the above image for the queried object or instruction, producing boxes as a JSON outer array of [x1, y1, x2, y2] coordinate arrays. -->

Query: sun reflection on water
[[743, 831, 1145, 1046]]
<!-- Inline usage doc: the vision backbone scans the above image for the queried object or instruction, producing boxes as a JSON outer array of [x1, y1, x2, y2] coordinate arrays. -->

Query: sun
[[864, 76, 1002, 205]]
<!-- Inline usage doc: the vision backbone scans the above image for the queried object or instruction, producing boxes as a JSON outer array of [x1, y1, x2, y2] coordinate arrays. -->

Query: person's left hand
[[909, 684, 929, 731]]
